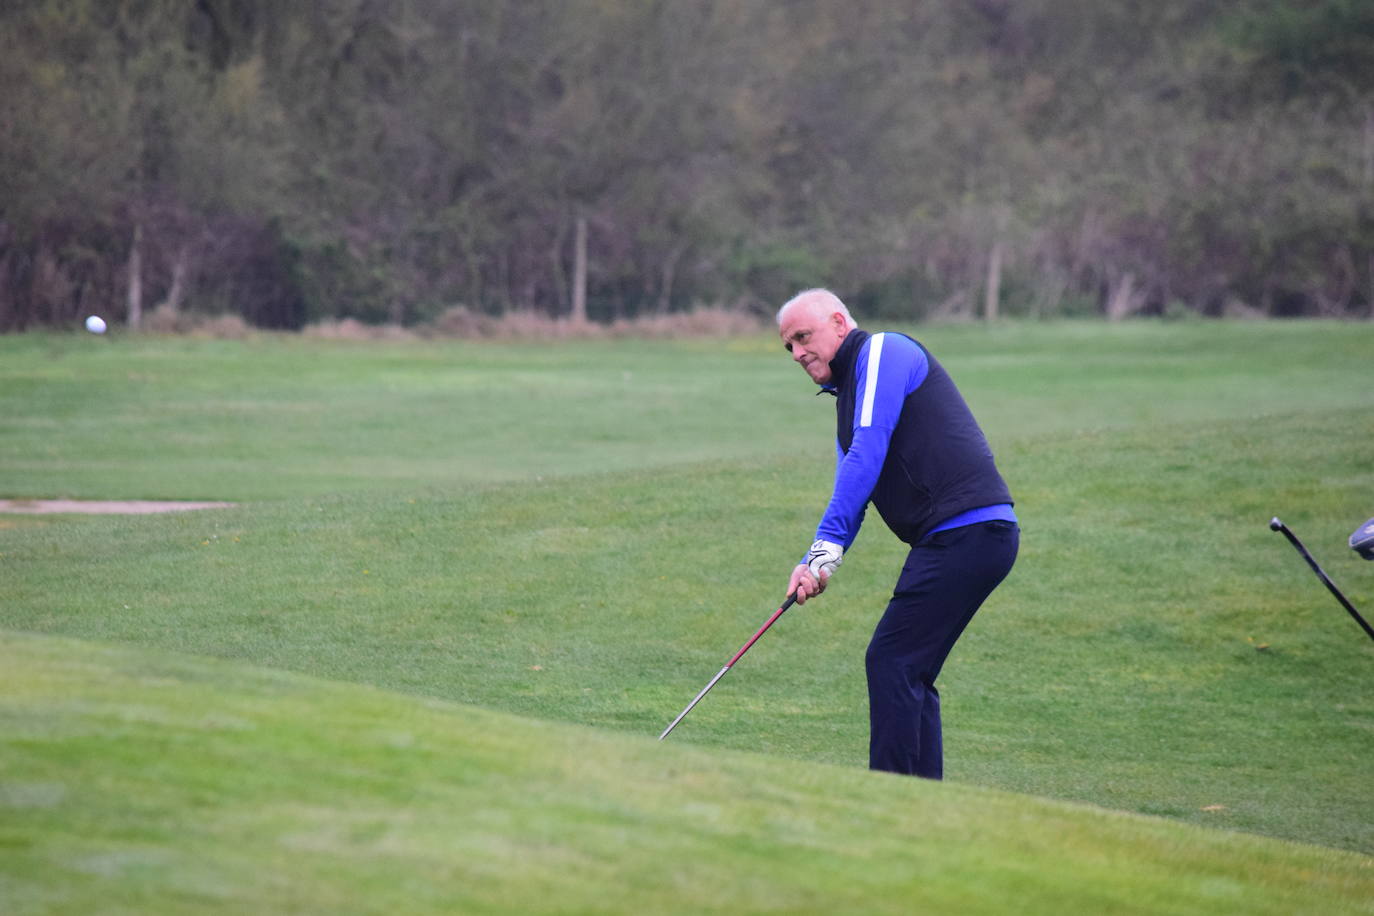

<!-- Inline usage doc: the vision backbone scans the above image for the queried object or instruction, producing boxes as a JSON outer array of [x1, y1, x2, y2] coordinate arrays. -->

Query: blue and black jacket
[[815, 329, 1015, 548]]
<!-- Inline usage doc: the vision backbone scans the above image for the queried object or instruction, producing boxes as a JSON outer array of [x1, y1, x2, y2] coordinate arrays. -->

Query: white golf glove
[[804, 539, 844, 579]]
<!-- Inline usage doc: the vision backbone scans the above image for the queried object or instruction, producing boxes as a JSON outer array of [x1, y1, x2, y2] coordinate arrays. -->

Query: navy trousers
[[866, 519, 1019, 779]]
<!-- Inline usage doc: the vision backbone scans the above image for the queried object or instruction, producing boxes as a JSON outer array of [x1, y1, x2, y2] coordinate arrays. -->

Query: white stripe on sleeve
[[859, 333, 885, 427]]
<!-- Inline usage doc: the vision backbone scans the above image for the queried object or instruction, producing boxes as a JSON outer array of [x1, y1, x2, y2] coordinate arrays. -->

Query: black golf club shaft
[[1270, 518, 1374, 642], [659, 593, 798, 740]]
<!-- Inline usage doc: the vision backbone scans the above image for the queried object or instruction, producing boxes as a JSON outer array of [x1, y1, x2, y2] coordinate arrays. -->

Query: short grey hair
[[776, 288, 855, 326]]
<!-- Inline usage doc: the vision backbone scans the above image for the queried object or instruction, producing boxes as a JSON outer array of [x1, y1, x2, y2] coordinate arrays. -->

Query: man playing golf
[[778, 288, 1018, 779]]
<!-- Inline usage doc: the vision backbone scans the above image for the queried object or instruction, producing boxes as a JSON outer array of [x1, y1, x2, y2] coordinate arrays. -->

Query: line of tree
[[2, 0, 1372, 332]]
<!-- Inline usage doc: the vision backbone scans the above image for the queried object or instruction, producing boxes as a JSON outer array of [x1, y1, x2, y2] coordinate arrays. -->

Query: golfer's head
[[777, 289, 855, 385]]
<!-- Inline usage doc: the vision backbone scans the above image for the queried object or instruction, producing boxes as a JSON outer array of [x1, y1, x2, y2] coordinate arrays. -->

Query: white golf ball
[[85, 315, 107, 334]]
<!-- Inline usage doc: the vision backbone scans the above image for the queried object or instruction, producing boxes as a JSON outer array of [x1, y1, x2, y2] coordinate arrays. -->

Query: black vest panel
[[830, 329, 1013, 544]]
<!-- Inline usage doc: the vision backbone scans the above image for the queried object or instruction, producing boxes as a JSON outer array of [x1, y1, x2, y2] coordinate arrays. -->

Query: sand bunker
[[0, 500, 234, 515]]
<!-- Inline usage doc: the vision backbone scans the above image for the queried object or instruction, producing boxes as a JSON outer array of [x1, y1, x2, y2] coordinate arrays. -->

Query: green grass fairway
[[2, 321, 1372, 911], [3, 631, 1370, 915]]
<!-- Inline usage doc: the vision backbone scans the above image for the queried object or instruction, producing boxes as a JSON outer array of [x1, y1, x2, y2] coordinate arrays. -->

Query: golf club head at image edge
[[1269, 517, 1374, 643]]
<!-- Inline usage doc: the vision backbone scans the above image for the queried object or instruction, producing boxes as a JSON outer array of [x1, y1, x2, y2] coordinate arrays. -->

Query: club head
[[1269, 517, 1284, 532], [1351, 517, 1374, 561]]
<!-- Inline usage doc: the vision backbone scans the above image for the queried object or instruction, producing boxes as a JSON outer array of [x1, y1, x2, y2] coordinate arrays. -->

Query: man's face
[[779, 305, 849, 385]]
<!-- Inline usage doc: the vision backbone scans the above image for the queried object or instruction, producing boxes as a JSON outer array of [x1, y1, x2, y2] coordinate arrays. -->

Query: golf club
[[1269, 517, 1374, 642], [659, 593, 798, 741]]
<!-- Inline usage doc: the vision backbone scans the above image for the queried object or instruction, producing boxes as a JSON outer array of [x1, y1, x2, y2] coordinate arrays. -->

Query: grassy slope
[[2, 321, 1372, 907], [2, 631, 1370, 915]]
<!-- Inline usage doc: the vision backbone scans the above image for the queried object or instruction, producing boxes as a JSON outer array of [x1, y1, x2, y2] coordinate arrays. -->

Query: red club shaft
[[658, 594, 797, 741]]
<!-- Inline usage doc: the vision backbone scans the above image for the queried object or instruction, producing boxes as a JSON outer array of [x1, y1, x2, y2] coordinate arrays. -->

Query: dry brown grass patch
[[411, 306, 765, 340]]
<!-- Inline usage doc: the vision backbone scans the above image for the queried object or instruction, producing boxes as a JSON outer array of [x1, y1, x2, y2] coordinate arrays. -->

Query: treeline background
[[3, 0, 1373, 332]]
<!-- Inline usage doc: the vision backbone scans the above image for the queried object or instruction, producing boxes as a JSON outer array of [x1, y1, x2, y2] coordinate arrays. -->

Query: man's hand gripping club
[[789, 539, 843, 605]]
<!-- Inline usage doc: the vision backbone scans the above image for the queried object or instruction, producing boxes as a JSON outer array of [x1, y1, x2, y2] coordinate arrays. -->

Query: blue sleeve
[[814, 334, 928, 548]]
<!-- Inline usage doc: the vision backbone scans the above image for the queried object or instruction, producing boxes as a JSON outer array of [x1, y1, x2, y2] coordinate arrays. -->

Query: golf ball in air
[[85, 315, 107, 334]]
